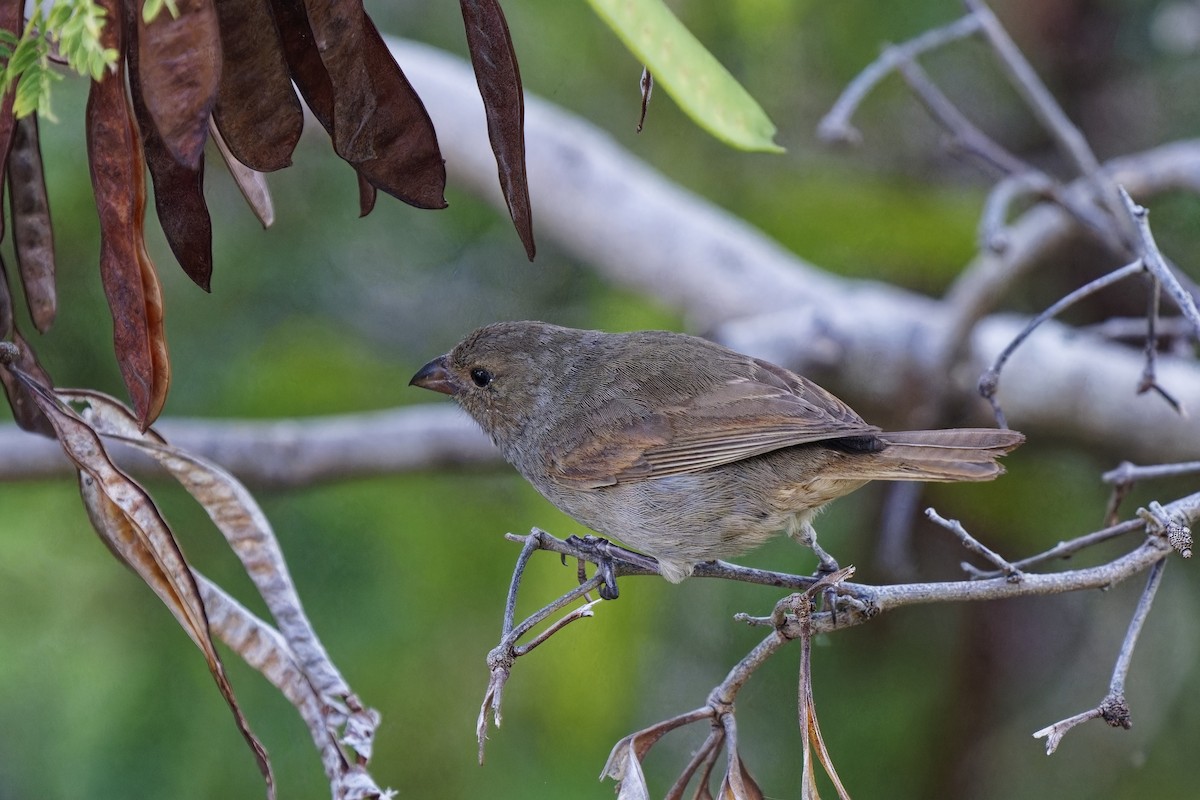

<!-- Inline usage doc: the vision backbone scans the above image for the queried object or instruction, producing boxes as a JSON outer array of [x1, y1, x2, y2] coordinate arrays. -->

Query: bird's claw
[[566, 534, 621, 600]]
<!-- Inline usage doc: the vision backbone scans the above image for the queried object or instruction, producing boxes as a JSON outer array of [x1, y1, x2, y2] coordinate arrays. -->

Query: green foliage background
[[3, 1, 1200, 798]]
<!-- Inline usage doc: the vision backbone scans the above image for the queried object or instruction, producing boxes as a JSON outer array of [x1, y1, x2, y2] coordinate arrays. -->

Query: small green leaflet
[[585, 0, 784, 153]]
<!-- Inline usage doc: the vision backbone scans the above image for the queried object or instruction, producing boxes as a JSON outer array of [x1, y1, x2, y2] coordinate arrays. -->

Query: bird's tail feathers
[[839, 428, 1024, 482]]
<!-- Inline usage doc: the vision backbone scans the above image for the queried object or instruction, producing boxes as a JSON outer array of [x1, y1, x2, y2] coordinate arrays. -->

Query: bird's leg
[[564, 534, 661, 600], [788, 520, 844, 617], [790, 520, 841, 575]]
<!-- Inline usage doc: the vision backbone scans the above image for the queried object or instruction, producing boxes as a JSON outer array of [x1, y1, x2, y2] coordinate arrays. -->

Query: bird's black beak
[[409, 354, 460, 396]]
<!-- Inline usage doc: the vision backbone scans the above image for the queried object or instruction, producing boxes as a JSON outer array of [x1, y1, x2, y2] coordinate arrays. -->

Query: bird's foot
[[563, 535, 659, 600], [808, 542, 846, 618]]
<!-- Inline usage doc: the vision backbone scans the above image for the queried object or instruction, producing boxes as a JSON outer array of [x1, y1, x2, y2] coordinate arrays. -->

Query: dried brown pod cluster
[[0, 0, 533, 431]]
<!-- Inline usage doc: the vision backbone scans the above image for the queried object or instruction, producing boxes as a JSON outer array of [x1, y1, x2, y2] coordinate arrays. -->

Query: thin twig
[[892, 55, 1029, 177], [965, 0, 1099, 171], [1120, 186, 1200, 339], [478, 533, 611, 762], [818, 13, 983, 143], [501, 528, 548, 637], [973, 519, 1146, 578], [1033, 558, 1167, 753], [978, 172, 1056, 252], [926, 507, 1024, 581], [511, 600, 602, 657], [1110, 558, 1167, 698], [1103, 460, 1200, 484], [979, 259, 1145, 426], [664, 729, 722, 800]]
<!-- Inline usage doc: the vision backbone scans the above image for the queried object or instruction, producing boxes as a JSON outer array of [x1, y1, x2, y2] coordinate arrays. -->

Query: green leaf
[[142, 0, 180, 23], [585, 0, 784, 153]]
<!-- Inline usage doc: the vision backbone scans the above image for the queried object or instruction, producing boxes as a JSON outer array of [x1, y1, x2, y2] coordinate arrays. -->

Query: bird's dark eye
[[470, 367, 494, 387]]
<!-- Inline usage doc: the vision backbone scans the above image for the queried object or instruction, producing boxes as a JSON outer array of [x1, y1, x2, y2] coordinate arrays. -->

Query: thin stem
[[965, 0, 1098, 175], [1103, 460, 1200, 484], [892, 56, 1029, 177], [1110, 558, 1166, 696], [979, 172, 1056, 252], [1032, 557, 1167, 753], [818, 13, 983, 143], [980, 518, 1145, 576], [709, 630, 790, 708], [926, 507, 1023, 580], [979, 259, 1145, 426], [512, 599, 602, 657], [501, 528, 548, 637], [1120, 186, 1200, 338]]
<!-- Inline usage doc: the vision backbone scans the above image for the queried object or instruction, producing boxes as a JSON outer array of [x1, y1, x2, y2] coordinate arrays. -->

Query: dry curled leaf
[[357, 14, 447, 209], [7, 113, 57, 330], [85, 0, 171, 429], [136, 0, 222, 169], [460, 0, 535, 259], [67, 389, 354, 697], [716, 749, 763, 800], [62, 388, 390, 796], [196, 574, 391, 798], [6, 370, 274, 799], [211, 0, 302, 172]]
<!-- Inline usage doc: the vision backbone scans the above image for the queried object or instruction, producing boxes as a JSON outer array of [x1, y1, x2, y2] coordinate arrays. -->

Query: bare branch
[[1033, 558, 1167, 753], [978, 172, 1056, 252], [894, 55, 1029, 177]]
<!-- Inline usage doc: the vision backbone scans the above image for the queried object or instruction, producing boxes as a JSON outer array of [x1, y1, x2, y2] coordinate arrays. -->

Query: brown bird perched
[[411, 321, 1023, 583]]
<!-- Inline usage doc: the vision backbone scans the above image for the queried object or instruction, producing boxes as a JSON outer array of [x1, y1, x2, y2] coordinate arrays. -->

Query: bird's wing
[[551, 358, 880, 488]]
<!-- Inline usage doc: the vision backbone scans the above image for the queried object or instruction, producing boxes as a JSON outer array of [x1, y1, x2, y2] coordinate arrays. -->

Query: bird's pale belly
[[535, 455, 866, 582]]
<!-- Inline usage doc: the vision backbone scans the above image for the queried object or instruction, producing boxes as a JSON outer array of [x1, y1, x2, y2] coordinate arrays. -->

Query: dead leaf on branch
[[64, 388, 361, 701], [64, 387, 390, 790]]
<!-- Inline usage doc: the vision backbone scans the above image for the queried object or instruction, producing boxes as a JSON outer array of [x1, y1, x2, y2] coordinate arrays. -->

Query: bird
[[410, 321, 1023, 583]]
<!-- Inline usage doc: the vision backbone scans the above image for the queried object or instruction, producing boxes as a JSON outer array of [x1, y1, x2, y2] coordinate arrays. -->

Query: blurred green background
[[2, 1, 1200, 798]]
